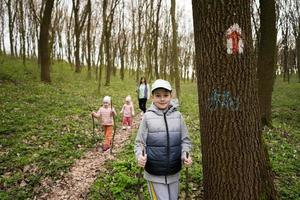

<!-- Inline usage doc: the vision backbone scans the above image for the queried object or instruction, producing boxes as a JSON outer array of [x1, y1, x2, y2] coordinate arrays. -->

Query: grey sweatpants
[[147, 181, 179, 200]]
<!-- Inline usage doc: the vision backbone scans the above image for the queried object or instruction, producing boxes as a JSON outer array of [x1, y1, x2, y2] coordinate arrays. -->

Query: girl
[[120, 95, 135, 130], [92, 96, 116, 151]]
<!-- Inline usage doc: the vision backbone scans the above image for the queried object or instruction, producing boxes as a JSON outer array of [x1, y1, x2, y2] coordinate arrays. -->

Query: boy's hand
[[138, 154, 147, 168], [184, 153, 192, 167]]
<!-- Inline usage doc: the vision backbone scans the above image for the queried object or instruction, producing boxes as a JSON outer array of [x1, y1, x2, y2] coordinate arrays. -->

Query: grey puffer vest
[[145, 104, 182, 176]]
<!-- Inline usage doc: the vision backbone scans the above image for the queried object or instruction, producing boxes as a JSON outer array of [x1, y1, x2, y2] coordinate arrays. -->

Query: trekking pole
[[110, 100, 117, 154], [88, 105, 97, 146], [91, 114, 96, 144], [185, 152, 190, 199], [137, 147, 145, 200]]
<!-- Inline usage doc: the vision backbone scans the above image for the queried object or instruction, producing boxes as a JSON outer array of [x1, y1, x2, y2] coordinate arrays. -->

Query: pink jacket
[[121, 104, 134, 117], [94, 106, 116, 125]]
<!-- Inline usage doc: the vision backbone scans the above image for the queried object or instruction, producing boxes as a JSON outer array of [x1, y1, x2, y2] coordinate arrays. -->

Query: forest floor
[[35, 114, 141, 200], [1, 56, 299, 199]]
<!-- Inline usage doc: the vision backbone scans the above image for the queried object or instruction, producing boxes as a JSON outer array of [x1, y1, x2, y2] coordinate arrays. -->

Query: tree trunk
[[6, 0, 15, 56], [282, 27, 289, 83], [171, 0, 180, 99], [192, 1, 277, 199], [18, 0, 26, 66], [40, 0, 54, 83], [296, 20, 300, 83], [72, 0, 88, 73], [86, 0, 92, 78], [154, 0, 162, 79], [104, 0, 120, 86], [136, 1, 144, 82], [257, 0, 277, 127]]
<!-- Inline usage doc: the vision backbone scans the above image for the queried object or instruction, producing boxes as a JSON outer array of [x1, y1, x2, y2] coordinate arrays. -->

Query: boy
[[134, 79, 192, 200]]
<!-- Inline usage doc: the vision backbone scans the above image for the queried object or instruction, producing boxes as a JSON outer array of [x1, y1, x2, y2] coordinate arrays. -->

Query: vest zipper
[[163, 112, 170, 183]]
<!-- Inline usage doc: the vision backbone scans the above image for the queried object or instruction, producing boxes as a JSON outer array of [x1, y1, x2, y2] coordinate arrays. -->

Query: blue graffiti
[[208, 89, 239, 111]]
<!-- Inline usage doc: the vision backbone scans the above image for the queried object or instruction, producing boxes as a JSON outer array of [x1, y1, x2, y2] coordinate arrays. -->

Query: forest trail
[[35, 114, 141, 200]]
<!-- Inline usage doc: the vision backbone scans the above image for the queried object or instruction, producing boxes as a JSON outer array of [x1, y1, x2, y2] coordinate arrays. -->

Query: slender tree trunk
[[66, 11, 73, 67], [40, 0, 54, 83], [192, 1, 277, 199], [72, 0, 88, 73], [257, 0, 277, 127], [98, 0, 107, 92], [283, 27, 289, 83], [171, 0, 180, 98], [154, 0, 162, 79], [6, 0, 15, 56], [18, 0, 26, 66], [296, 20, 300, 82], [86, 0, 92, 78], [136, 1, 144, 82]]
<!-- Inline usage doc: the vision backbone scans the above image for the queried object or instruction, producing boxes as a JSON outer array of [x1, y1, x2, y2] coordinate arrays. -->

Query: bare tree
[[5, 0, 16, 56], [86, 0, 92, 78], [257, 0, 277, 127], [39, 0, 55, 83], [171, 0, 180, 98], [72, 0, 88, 73], [154, 0, 162, 79], [104, 0, 120, 86]]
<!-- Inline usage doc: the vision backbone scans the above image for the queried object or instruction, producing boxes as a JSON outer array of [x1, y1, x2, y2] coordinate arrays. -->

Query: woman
[[137, 77, 150, 113]]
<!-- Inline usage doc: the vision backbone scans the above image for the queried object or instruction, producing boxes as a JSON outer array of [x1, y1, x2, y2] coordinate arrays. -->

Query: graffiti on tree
[[208, 89, 240, 111]]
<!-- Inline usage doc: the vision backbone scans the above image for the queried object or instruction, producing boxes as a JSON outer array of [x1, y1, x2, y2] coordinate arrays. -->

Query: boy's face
[[103, 102, 110, 108], [152, 88, 171, 110]]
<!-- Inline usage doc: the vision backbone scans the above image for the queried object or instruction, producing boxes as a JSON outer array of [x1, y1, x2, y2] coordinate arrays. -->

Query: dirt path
[[35, 115, 140, 200]]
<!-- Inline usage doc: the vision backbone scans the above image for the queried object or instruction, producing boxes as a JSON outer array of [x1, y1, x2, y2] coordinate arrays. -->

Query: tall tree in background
[[135, 0, 144, 82], [18, 0, 26, 66], [171, 0, 180, 99], [0, 0, 6, 54], [5, 0, 15, 56], [104, 0, 120, 86], [39, 0, 54, 83], [72, 0, 88, 73], [154, 0, 162, 79], [192, 1, 277, 199], [86, 0, 92, 78], [98, 0, 107, 92], [257, 0, 277, 127], [118, 0, 127, 81], [297, 20, 300, 82]]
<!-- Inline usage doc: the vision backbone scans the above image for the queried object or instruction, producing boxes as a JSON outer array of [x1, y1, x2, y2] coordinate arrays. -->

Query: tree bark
[[154, 0, 162, 79], [257, 0, 277, 127], [72, 0, 88, 73], [171, 0, 180, 99], [86, 0, 92, 78], [192, 1, 277, 199], [40, 0, 54, 83], [6, 0, 15, 56], [18, 0, 26, 66], [296, 19, 300, 83]]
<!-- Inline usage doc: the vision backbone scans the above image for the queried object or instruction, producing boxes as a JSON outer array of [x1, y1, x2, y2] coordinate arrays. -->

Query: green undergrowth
[[1, 55, 299, 199], [0, 55, 137, 199]]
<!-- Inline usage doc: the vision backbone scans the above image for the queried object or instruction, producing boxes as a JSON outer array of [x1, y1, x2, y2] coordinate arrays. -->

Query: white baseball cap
[[103, 96, 111, 103], [151, 79, 172, 93]]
